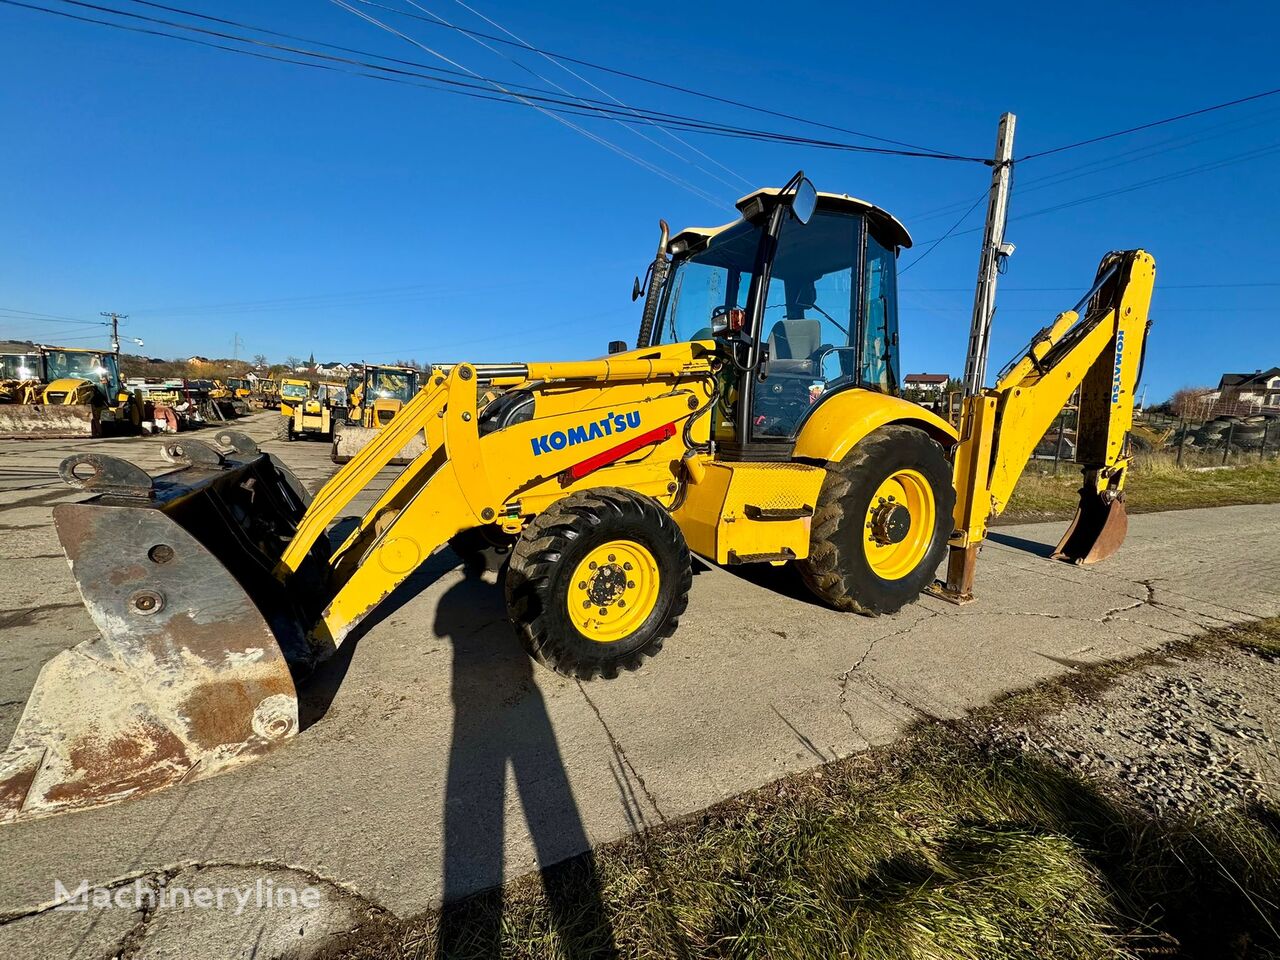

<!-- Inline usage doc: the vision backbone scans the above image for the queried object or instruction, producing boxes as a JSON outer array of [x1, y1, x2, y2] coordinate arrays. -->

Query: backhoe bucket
[[331, 421, 425, 465], [0, 403, 99, 439], [1051, 490, 1128, 565], [0, 430, 328, 823]]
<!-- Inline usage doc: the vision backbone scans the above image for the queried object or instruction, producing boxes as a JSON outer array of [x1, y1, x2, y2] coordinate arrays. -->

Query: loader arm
[[277, 351, 715, 649], [935, 250, 1155, 601]]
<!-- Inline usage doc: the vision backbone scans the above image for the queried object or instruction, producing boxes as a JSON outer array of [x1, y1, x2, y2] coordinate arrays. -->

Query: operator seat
[[767, 318, 824, 378]]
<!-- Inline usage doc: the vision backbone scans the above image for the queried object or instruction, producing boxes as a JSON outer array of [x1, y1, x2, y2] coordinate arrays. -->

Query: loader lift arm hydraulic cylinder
[[932, 250, 1156, 602]]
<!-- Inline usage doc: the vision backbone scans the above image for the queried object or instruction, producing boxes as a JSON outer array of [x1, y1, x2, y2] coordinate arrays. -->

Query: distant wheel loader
[[330, 363, 425, 464], [280, 380, 347, 441], [0, 175, 1154, 822], [0, 345, 143, 438]]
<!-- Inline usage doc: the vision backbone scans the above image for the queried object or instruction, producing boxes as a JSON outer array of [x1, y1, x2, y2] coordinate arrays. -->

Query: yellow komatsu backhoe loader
[[0, 177, 1153, 822], [0, 346, 143, 438], [330, 363, 425, 464]]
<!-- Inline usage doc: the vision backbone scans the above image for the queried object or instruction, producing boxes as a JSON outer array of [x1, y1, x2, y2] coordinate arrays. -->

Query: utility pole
[[100, 311, 128, 353], [962, 113, 1017, 397]]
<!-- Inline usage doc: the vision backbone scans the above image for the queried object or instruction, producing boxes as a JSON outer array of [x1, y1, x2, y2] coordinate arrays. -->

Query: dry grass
[[318, 621, 1280, 960], [1000, 455, 1280, 525]]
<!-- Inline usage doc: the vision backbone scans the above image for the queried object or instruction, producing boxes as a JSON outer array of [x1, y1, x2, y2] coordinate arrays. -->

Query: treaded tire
[[274, 416, 291, 441], [505, 487, 691, 680], [799, 424, 955, 616]]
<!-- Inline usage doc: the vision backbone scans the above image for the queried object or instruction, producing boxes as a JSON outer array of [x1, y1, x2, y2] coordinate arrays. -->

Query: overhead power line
[[349, 0, 971, 159], [6, 0, 988, 164], [444, 0, 751, 191], [910, 139, 1280, 247], [1020, 84, 1280, 161], [897, 192, 988, 275], [330, 0, 730, 209]]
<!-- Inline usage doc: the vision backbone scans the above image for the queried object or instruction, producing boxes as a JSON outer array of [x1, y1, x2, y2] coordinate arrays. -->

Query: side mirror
[[792, 177, 817, 225], [631, 276, 643, 302], [607, 340, 628, 354]]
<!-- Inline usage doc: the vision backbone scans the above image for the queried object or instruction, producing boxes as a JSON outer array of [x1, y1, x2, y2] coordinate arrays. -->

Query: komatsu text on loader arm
[[0, 175, 1153, 822]]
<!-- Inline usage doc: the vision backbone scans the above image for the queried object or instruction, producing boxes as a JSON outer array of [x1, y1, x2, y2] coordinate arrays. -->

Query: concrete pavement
[[0, 415, 1276, 957]]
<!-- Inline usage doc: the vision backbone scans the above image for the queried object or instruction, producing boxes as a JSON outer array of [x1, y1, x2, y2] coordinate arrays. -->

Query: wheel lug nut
[[598, 607, 609, 616], [623, 562, 632, 571], [583, 600, 592, 608], [608, 554, 616, 562], [589, 561, 597, 570], [618, 599, 626, 608], [627, 580, 635, 589], [578, 581, 587, 589]]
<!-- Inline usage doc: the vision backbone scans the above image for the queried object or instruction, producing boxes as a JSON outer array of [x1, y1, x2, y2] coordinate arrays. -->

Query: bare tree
[[252, 353, 268, 370], [1169, 385, 1215, 419], [285, 355, 303, 372]]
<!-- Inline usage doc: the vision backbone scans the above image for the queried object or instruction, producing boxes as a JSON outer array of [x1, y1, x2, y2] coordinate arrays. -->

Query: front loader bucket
[[331, 422, 425, 465], [0, 403, 99, 439], [0, 430, 329, 823], [1051, 490, 1128, 565]]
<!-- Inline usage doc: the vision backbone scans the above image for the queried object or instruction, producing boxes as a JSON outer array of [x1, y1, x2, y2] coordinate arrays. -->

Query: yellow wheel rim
[[863, 468, 936, 581], [567, 540, 660, 643]]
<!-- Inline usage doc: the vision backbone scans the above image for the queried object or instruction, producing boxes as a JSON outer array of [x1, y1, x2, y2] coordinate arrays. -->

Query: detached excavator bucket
[[0, 403, 100, 439], [1051, 490, 1128, 565], [0, 430, 329, 823]]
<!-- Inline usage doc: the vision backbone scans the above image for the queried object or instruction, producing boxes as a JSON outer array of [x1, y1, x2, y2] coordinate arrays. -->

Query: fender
[[792, 387, 957, 465]]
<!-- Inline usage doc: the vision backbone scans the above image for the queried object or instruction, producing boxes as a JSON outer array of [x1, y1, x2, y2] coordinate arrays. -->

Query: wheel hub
[[585, 561, 630, 607], [869, 500, 911, 545], [568, 541, 658, 642]]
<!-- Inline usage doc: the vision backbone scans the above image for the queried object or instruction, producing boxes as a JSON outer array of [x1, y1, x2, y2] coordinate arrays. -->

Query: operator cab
[[650, 180, 910, 456]]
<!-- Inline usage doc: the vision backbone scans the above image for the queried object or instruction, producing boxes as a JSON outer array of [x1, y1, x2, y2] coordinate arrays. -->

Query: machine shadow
[[430, 567, 618, 958], [296, 547, 459, 729], [985, 530, 1058, 558], [301, 534, 616, 957]]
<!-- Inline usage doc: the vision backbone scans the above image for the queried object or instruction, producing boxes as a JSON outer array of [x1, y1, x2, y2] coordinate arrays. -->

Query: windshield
[[44, 350, 119, 392], [368, 370, 413, 403], [657, 207, 900, 442], [281, 382, 310, 399], [1, 354, 39, 379], [658, 221, 760, 344]]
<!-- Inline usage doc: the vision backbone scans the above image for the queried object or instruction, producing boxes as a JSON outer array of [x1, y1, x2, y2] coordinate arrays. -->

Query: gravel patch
[[990, 647, 1279, 815]]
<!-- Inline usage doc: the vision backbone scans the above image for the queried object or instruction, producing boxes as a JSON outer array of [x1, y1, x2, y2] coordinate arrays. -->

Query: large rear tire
[[799, 424, 954, 616], [505, 488, 691, 680]]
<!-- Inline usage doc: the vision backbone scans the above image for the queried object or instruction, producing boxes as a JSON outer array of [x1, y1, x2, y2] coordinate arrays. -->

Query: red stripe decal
[[562, 421, 678, 482]]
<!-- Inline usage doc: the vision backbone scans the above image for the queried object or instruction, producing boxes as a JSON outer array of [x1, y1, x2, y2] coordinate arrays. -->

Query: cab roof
[[668, 188, 912, 255]]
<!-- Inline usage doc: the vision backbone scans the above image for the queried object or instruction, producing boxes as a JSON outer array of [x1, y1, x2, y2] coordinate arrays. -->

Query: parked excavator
[[0, 175, 1153, 822], [330, 363, 424, 464]]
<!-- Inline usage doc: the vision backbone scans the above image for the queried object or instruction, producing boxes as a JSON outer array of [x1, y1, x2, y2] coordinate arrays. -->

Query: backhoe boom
[[934, 250, 1156, 601]]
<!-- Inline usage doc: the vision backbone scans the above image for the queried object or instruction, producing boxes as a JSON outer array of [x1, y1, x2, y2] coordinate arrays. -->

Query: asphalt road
[[0, 414, 1276, 957]]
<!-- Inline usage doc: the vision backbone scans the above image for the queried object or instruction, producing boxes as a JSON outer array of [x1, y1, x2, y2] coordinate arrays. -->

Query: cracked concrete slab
[[0, 417, 1278, 956]]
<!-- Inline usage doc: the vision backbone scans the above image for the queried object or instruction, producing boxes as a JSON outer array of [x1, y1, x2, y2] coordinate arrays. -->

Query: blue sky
[[2, 0, 1277, 401]]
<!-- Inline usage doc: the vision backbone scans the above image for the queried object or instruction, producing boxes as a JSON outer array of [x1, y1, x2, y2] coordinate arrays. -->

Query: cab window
[[752, 212, 862, 439], [860, 233, 899, 392]]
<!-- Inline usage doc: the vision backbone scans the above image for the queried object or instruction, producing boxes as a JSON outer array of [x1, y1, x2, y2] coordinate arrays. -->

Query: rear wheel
[[799, 424, 954, 615], [505, 488, 691, 679]]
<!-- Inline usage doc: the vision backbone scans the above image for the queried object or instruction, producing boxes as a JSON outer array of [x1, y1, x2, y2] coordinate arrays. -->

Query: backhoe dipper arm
[[935, 250, 1156, 602]]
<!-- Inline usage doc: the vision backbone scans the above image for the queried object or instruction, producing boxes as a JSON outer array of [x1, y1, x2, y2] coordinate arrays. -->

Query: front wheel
[[505, 488, 691, 680], [799, 424, 955, 616]]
